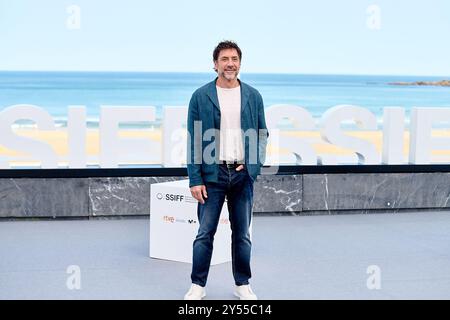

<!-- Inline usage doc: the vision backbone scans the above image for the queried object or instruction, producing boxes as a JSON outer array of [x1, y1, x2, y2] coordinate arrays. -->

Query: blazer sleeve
[[186, 92, 204, 187], [257, 93, 269, 167]]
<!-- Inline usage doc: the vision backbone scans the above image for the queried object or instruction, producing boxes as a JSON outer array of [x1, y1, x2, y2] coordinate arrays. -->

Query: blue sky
[[1, 0, 449, 75]]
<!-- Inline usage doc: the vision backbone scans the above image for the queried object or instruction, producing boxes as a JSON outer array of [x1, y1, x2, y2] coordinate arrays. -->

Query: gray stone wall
[[1, 173, 449, 218]]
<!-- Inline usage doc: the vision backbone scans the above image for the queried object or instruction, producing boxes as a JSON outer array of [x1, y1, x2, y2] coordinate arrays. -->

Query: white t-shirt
[[216, 85, 244, 162]]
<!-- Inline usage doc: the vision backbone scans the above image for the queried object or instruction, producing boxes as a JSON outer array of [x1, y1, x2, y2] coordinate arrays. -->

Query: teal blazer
[[186, 78, 269, 187]]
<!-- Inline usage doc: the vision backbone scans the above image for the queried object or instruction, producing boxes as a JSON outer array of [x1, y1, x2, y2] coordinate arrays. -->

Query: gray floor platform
[[1, 211, 450, 300]]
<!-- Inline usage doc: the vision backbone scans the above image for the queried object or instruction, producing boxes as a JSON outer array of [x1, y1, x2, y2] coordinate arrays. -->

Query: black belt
[[219, 160, 244, 168]]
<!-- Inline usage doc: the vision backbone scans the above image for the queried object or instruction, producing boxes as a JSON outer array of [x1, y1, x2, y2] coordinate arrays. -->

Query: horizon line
[[0, 70, 449, 78]]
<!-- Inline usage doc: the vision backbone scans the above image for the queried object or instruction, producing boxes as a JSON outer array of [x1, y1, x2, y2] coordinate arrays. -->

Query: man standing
[[184, 41, 268, 300]]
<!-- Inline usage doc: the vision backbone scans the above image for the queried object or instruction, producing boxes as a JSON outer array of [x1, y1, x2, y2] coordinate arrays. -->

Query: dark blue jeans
[[191, 163, 254, 287]]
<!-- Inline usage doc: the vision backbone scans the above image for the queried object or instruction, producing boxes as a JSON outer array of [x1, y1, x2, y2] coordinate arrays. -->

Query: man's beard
[[221, 70, 238, 80]]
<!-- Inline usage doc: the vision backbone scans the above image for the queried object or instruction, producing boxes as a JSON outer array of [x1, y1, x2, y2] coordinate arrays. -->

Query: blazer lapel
[[206, 79, 220, 111], [240, 80, 250, 115]]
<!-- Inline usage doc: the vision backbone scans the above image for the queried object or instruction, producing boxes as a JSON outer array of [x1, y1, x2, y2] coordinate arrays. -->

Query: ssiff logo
[[156, 193, 184, 201], [165, 194, 184, 201]]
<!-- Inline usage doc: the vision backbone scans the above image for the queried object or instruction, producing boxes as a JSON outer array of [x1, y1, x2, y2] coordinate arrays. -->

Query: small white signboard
[[150, 179, 232, 265]]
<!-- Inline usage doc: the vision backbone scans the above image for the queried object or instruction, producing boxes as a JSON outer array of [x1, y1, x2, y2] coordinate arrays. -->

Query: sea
[[0, 71, 449, 129]]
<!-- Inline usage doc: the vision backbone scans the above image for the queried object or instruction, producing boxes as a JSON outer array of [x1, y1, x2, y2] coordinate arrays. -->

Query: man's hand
[[190, 185, 208, 204], [236, 164, 245, 171]]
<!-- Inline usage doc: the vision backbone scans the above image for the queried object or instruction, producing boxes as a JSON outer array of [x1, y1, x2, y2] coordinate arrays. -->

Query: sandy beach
[[1, 128, 449, 166]]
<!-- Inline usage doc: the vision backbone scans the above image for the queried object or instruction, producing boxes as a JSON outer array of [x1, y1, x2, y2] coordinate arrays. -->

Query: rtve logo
[[156, 193, 184, 202], [163, 215, 197, 224], [163, 215, 175, 223]]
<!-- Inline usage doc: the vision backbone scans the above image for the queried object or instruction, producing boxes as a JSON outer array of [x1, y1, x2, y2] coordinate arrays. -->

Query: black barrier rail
[[0, 164, 449, 178]]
